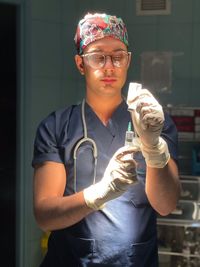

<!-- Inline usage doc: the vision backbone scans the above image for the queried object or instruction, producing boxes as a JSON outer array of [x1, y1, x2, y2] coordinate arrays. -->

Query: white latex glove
[[127, 82, 170, 168], [83, 146, 138, 210]]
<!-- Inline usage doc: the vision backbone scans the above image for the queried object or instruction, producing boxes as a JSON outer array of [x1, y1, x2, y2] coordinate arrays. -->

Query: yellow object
[[41, 231, 50, 256]]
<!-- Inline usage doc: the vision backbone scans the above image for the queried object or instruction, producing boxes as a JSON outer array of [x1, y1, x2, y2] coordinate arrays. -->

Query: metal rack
[[157, 176, 200, 267]]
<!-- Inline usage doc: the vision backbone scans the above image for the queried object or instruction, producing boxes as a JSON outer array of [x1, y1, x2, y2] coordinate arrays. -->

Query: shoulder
[[32, 104, 81, 166], [35, 104, 81, 143], [38, 104, 80, 131]]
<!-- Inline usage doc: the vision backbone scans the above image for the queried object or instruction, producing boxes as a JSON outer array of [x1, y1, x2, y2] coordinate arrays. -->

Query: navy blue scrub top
[[32, 100, 178, 267]]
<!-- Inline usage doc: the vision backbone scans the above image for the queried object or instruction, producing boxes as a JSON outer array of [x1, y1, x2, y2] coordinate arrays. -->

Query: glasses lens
[[82, 51, 130, 69], [112, 51, 129, 67], [87, 54, 105, 69]]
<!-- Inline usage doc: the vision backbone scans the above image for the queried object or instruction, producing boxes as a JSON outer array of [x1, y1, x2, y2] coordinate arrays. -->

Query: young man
[[32, 13, 180, 267]]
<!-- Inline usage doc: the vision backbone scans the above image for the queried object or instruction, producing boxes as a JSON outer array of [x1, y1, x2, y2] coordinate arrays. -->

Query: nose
[[104, 55, 115, 69]]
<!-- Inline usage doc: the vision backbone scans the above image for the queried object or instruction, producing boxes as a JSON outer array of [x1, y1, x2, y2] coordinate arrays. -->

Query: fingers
[[114, 158, 137, 178], [114, 146, 138, 161], [111, 148, 137, 176], [132, 92, 164, 128], [127, 88, 155, 110], [135, 96, 160, 114], [129, 90, 164, 129], [129, 88, 159, 109], [111, 169, 137, 182], [142, 113, 164, 127]]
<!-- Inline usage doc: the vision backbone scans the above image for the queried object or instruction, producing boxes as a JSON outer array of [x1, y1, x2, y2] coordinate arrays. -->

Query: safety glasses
[[81, 51, 131, 69]]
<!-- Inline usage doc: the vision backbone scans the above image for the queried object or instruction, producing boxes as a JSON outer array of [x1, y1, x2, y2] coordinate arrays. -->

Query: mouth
[[101, 78, 117, 84]]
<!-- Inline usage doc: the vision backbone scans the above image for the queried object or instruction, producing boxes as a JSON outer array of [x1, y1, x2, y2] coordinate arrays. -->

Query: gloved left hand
[[127, 83, 170, 168], [83, 146, 138, 210]]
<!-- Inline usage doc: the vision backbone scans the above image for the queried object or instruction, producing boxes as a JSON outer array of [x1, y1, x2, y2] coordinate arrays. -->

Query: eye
[[112, 53, 124, 61], [92, 54, 104, 62]]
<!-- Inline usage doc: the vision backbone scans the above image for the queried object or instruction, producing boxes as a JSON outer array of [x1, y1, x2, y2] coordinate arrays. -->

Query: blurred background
[[0, 0, 200, 266]]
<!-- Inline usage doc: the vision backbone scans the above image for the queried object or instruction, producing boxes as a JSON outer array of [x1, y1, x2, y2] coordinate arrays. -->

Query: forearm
[[34, 191, 93, 232], [145, 158, 181, 216]]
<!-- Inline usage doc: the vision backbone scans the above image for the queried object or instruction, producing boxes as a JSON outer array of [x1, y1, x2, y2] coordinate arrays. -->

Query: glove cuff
[[83, 178, 128, 210], [141, 137, 170, 168], [83, 183, 106, 210]]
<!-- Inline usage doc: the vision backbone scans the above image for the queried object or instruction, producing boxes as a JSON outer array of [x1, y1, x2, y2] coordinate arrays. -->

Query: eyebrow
[[85, 48, 127, 53]]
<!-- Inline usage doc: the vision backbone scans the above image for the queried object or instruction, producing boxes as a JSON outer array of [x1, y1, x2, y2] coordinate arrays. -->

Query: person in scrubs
[[32, 12, 181, 267]]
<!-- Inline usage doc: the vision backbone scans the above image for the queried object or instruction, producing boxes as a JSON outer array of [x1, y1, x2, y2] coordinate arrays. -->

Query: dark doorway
[[0, 3, 17, 267]]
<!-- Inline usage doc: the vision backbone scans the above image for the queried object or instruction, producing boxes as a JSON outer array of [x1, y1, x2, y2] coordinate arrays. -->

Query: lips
[[101, 78, 117, 83]]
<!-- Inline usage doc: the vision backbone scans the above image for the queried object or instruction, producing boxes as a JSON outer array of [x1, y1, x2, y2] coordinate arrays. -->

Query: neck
[[86, 94, 123, 126]]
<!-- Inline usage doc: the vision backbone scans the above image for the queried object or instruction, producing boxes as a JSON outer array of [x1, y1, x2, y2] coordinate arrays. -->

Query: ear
[[75, 55, 85, 75]]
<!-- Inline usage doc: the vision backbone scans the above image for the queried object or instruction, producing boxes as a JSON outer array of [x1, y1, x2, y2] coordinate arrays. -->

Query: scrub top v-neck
[[32, 100, 178, 267]]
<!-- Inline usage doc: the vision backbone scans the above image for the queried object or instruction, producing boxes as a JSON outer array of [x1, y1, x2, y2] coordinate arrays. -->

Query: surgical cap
[[74, 13, 129, 54]]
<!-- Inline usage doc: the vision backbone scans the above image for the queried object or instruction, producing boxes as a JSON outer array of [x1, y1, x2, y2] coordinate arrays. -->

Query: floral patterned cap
[[74, 13, 129, 54]]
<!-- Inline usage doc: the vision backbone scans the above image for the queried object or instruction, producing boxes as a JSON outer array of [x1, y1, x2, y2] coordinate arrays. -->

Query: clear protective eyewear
[[81, 51, 131, 69]]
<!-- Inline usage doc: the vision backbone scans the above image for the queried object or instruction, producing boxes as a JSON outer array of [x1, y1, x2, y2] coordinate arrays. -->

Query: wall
[[126, 0, 200, 107], [29, 2, 200, 266], [30, 1, 200, 266], [0, 0, 199, 266]]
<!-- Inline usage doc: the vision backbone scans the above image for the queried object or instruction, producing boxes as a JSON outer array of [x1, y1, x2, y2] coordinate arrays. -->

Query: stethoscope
[[72, 98, 138, 193], [73, 99, 98, 192]]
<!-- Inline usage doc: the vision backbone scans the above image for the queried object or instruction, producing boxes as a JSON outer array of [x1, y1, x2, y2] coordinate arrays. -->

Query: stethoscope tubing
[[73, 99, 98, 192]]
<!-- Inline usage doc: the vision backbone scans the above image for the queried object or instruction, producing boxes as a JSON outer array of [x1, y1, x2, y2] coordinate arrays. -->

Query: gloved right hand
[[127, 83, 170, 168], [83, 146, 138, 210]]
